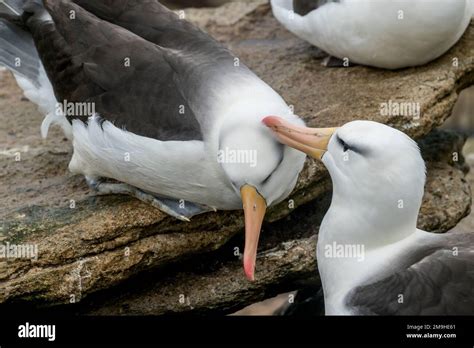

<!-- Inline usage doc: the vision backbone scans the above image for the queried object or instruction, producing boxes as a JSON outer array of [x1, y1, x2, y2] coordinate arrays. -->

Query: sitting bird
[[271, 0, 473, 69], [0, 0, 307, 280], [264, 116, 474, 314]]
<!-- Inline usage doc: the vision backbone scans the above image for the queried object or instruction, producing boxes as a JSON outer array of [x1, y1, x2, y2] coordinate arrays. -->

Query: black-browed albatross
[[264, 116, 474, 315], [271, 0, 473, 69], [0, 0, 307, 280]]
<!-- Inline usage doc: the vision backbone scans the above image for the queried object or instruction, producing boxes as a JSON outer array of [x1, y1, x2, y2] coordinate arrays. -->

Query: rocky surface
[[0, 2, 472, 312], [418, 130, 472, 232]]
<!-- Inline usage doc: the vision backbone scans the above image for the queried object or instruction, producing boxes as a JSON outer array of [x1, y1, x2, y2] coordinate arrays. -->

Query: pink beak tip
[[262, 115, 282, 128], [243, 261, 256, 281], [245, 271, 255, 282]]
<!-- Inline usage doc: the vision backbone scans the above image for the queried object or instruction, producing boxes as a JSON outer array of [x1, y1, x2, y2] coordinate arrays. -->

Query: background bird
[[0, 0, 307, 280], [264, 116, 474, 315], [271, 0, 473, 69]]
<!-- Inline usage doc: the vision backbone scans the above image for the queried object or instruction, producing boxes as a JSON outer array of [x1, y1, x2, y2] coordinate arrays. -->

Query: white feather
[[317, 121, 433, 314], [69, 115, 241, 209], [271, 0, 473, 69], [13, 64, 72, 139]]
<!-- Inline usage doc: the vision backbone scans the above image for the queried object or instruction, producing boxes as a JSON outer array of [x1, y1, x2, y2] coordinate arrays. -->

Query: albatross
[[0, 0, 307, 280], [264, 116, 474, 315], [271, 0, 473, 69]]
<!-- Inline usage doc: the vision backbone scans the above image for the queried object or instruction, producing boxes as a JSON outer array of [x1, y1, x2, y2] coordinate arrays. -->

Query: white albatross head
[[263, 117, 426, 247], [217, 112, 306, 280]]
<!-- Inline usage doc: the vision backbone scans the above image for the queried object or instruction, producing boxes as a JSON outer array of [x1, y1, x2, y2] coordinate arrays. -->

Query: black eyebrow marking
[[337, 134, 350, 152], [336, 134, 367, 156]]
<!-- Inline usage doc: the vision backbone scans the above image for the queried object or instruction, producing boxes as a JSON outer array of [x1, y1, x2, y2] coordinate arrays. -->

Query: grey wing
[[70, 0, 231, 55], [25, 0, 237, 141], [70, 0, 247, 130], [345, 234, 474, 315], [293, 0, 340, 15]]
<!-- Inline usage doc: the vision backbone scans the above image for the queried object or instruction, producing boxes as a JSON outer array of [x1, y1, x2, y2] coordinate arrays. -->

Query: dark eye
[[337, 136, 350, 152]]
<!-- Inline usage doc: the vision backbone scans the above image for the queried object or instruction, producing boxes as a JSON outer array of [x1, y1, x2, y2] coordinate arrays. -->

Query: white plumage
[[12, 66, 72, 139], [317, 121, 428, 314], [264, 117, 474, 315], [271, 0, 473, 69]]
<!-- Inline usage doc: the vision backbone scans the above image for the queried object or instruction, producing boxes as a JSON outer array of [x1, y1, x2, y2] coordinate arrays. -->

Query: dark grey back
[[293, 0, 340, 15]]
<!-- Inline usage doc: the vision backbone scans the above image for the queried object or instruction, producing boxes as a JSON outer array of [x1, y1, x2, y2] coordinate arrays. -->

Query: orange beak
[[262, 116, 337, 159], [241, 184, 267, 281]]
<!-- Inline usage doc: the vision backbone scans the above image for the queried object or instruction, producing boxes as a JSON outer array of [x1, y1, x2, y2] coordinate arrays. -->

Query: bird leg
[[85, 176, 216, 222]]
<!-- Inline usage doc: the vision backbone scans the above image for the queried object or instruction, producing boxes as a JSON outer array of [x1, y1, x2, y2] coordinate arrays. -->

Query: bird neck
[[316, 193, 421, 313], [322, 177, 422, 249], [317, 227, 428, 315]]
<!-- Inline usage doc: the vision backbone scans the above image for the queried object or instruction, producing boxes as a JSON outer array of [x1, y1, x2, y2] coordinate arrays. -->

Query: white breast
[[69, 115, 241, 209]]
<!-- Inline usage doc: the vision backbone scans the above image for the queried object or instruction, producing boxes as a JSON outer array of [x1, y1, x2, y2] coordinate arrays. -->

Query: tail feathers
[[41, 110, 73, 139], [0, 3, 72, 140], [13, 67, 72, 140]]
